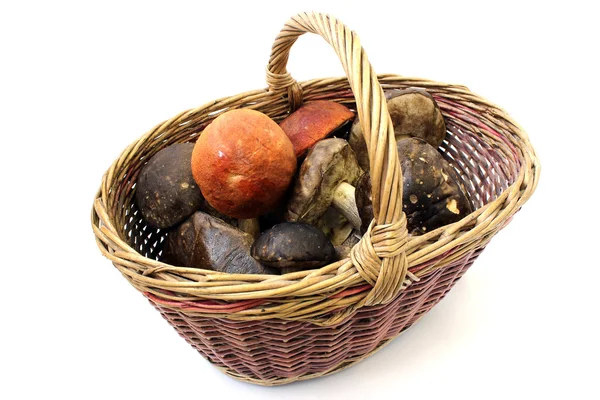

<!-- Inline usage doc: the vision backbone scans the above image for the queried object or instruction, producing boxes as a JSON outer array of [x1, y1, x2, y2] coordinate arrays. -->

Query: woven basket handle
[[266, 12, 409, 306]]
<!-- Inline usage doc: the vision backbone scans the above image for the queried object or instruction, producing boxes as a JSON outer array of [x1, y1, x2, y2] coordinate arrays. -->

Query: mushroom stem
[[238, 218, 260, 239], [332, 181, 361, 229]]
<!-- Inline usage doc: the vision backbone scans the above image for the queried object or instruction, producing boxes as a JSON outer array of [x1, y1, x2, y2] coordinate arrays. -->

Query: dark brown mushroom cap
[[162, 211, 277, 275], [397, 138, 472, 234], [135, 143, 204, 229], [349, 88, 447, 171], [355, 172, 374, 235], [251, 223, 335, 270], [286, 138, 363, 225]]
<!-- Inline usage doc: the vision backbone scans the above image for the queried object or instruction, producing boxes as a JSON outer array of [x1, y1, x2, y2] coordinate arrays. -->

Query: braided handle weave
[[267, 12, 408, 306]]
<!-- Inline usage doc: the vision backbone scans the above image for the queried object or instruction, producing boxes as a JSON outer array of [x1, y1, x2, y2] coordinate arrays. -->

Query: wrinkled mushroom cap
[[397, 138, 472, 234], [162, 211, 276, 275], [286, 138, 363, 225], [280, 100, 355, 158], [135, 143, 204, 229], [349, 88, 447, 171], [251, 222, 335, 270]]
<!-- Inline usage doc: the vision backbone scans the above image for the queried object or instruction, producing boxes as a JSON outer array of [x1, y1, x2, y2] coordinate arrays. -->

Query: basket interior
[[113, 82, 519, 264]]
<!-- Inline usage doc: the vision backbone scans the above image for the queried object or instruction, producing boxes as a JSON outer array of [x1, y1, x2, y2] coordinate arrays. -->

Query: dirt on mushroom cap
[[396, 138, 472, 234]]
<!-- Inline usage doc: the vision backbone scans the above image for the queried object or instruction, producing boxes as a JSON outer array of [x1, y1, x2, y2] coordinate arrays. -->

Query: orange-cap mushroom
[[191, 109, 297, 219], [280, 100, 355, 157]]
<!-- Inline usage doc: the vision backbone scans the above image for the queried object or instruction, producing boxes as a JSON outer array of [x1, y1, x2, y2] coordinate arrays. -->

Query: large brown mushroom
[[251, 222, 336, 274], [286, 138, 363, 230], [397, 138, 472, 234], [355, 138, 472, 235], [349, 87, 447, 171], [162, 211, 276, 275], [191, 109, 297, 219], [279, 100, 355, 158], [135, 143, 203, 229]]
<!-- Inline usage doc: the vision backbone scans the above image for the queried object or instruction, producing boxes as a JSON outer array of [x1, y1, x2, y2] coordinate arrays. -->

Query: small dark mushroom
[[162, 211, 277, 275], [251, 222, 336, 274], [349, 88, 446, 171], [286, 138, 363, 229], [135, 143, 203, 229]]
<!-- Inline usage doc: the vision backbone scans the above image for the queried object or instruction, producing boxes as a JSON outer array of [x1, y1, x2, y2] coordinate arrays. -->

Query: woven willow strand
[[91, 14, 540, 326], [266, 12, 408, 307]]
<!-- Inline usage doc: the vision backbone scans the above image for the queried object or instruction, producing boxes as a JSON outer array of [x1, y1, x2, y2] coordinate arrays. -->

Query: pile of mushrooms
[[134, 90, 472, 276]]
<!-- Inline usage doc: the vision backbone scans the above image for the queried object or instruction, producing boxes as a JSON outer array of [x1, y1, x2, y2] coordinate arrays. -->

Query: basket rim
[[91, 71, 540, 325]]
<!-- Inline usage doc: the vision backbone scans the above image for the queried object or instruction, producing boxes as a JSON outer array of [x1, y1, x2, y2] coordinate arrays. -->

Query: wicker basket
[[91, 12, 539, 386]]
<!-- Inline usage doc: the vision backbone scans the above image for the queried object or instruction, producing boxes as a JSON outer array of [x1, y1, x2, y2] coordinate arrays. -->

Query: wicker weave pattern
[[91, 12, 539, 385], [153, 248, 480, 385]]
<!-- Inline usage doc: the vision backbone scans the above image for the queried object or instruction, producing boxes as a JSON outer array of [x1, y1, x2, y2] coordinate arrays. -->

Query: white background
[[1, 1, 598, 399]]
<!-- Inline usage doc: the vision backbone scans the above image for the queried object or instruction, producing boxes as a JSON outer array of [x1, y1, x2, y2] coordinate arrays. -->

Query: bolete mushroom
[[191, 109, 297, 219], [397, 138, 472, 234], [251, 222, 336, 274], [279, 100, 355, 158], [355, 138, 472, 235], [349, 87, 447, 171], [135, 143, 203, 229], [286, 138, 363, 229], [162, 211, 277, 275]]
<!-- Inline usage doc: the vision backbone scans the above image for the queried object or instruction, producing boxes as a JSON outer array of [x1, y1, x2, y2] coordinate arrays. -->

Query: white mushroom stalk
[[331, 181, 361, 229]]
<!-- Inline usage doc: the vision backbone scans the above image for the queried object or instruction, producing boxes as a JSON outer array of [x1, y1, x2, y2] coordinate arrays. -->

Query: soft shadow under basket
[[91, 12, 540, 386]]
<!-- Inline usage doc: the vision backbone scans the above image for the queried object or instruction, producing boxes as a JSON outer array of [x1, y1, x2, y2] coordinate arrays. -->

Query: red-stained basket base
[[149, 248, 483, 385]]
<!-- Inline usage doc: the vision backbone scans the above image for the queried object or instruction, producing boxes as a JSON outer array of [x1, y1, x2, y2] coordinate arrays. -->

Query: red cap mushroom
[[280, 100, 355, 157], [191, 109, 297, 219]]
